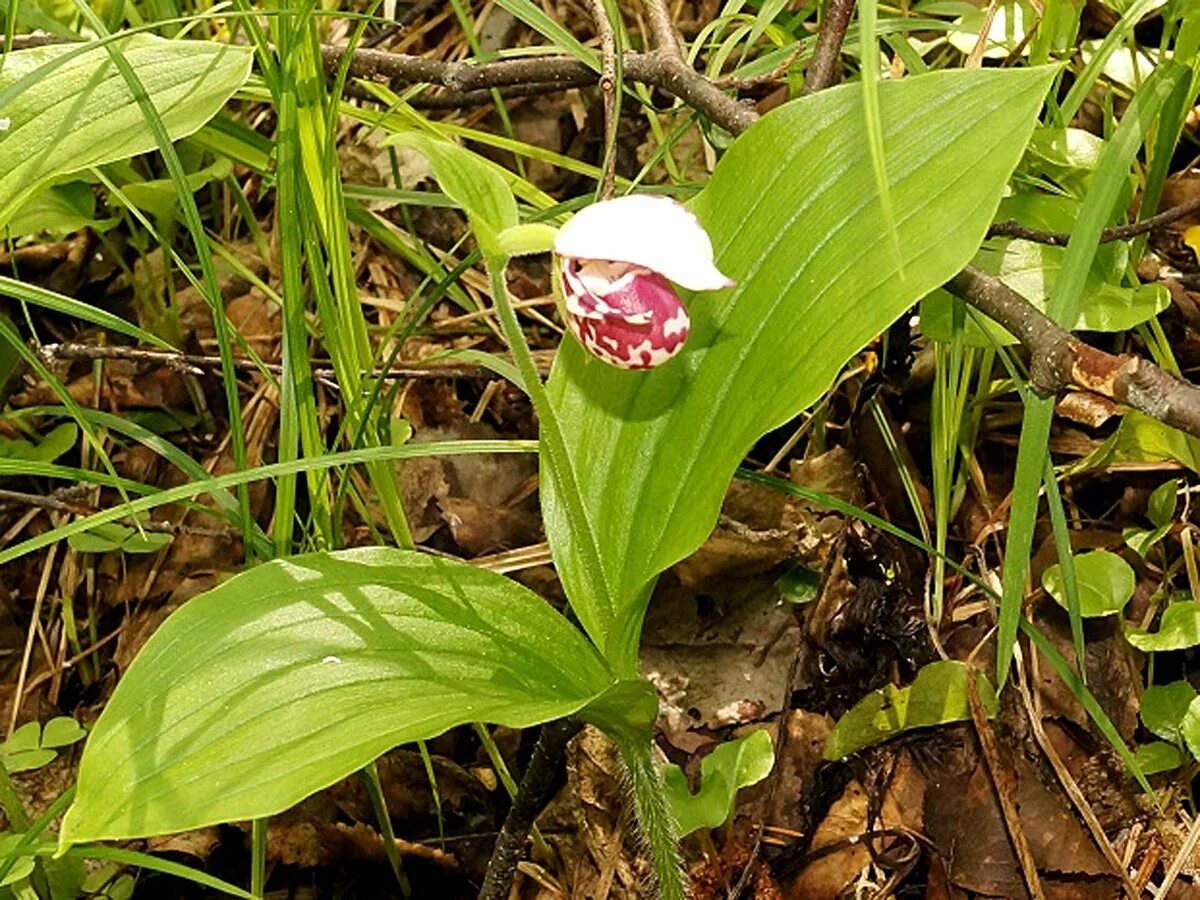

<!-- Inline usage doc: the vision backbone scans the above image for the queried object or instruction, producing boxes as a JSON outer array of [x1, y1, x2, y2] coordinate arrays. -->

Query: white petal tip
[[554, 195, 730, 293]]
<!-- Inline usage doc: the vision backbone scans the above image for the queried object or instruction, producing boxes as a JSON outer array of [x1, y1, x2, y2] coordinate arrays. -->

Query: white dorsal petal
[[554, 195, 733, 293]]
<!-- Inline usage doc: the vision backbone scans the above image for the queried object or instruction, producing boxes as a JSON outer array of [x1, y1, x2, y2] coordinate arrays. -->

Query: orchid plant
[[55, 66, 1056, 898]]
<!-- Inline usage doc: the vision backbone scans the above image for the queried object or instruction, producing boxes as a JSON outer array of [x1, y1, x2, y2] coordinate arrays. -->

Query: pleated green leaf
[[60, 548, 614, 844], [544, 67, 1056, 669], [0, 35, 252, 225]]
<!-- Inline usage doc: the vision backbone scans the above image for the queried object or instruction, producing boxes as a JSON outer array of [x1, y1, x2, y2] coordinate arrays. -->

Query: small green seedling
[[1134, 680, 1194, 775], [1125, 479, 1178, 557], [777, 565, 820, 605], [663, 730, 774, 836], [1126, 595, 1200, 652], [0, 423, 77, 464]]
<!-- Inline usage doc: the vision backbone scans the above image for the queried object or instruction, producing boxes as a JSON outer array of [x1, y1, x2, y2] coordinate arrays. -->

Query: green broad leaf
[[0, 422, 77, 464], [1125, 525, 1170, 557], [1140, 680, 1196, 743], [69, 520, 172, 555], [1180, 696, 1200, 761], [1127, 599, 1200, 652], [0, 35, 253, 226], [1133, 740, 1185, 775], [67, 524, 131, 554], [113, 157, 233, 221], [1126, 480, 1179, 555], [382, 132, 518, 251], [1073, 412, 1200, 475], [0, 834, 35, 887], [778, 565, 821, 605], [544, 67, 1056, 668], [40, 717, 86, 749], [498, 223, 559, 257], [1148, 479, 1179, 528], [5, 182, 116, 238], [1042, 550, 1135, 618], [3, 748, 57, 774], [663, 730, 774, 836], [4, 723, 41, 756], [1021, 126, 1104, 191], [825, 660, 998, 760], [60, 548, 615, 845], [118, 530, 173, 554]]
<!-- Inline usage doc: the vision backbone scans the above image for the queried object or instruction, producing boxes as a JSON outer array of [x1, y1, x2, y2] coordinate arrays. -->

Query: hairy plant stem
[[616, 735, 685, 900]]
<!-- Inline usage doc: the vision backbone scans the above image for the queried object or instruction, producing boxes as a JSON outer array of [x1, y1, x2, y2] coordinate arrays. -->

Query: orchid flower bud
[[553, 195, 733, 370]]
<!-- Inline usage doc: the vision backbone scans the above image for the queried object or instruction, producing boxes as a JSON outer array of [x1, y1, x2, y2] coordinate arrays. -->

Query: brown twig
[[1014, 654, 1139, 899], [637, 0, 758, 134], [479, 717, 583, 900], [987, 195, 1200, 246], [644, 0, 683, 57], [37, 342, 554, 382], [590, 0, 619, 200], [326, 41, 757, 135], [804, 0, 856, 92], [967, 672, 1045, 900], [947, 266, 1200, 439]]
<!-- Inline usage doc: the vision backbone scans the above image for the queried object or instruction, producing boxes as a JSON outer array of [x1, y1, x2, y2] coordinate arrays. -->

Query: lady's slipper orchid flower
[[553, 195, 733, 370]]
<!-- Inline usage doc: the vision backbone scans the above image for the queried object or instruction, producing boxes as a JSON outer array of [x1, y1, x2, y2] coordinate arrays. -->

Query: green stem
[[615, 736, 685, 900], [250, 818, 267, 898], [482, 256, 618, 669], [359, 760, 412, 897]]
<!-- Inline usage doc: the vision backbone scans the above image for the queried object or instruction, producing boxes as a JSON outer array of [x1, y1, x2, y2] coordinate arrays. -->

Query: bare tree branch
[[947, 266, 1200, 439], [590, 0, 619, 199], [323, 42, 758, 134], [804, 0, 856, 92], [644, 0, 684, 57], [987, 195, 1200, 246]]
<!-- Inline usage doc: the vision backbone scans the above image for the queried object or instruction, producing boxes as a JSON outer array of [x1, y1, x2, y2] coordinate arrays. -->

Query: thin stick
[[988, 195, 1200, 246], [967, 671, 1045, 900], [37, 342, 553, 382], [1014, 651, 1139, 898], [590, 0, 619, 200]]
